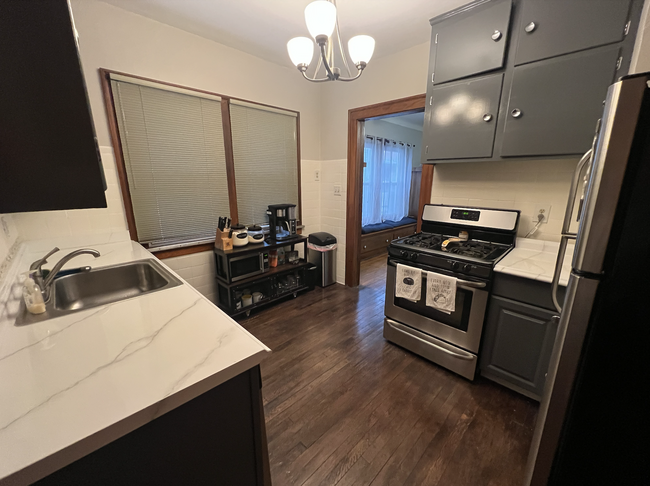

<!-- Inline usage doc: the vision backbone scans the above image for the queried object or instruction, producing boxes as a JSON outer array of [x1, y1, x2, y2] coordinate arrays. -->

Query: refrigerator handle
[[561, 148, 593, 236], [551, 234, 575, 313]]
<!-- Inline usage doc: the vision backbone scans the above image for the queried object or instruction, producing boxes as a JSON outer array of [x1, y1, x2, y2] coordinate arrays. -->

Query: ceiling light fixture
[[287, 0, 375, 83]]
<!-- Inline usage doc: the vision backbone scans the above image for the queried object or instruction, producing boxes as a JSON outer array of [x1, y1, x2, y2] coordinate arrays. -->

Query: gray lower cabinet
[[424, 73, 504, 160], [501, 44, 620, 157], [514, 0, 631, 66], [432, 0, 512, 85], [480, 295, 558, 400]]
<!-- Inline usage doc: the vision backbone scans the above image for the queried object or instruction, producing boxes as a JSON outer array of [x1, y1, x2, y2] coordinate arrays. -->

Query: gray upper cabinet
[[514, 0, 632, 66], [433, 0, 512, 85], [501, 44, 620, 157], [425, 73, 503, 160]]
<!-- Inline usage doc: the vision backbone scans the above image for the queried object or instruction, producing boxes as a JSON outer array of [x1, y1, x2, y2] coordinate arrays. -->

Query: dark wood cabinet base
[[36, 366, 270, 485]]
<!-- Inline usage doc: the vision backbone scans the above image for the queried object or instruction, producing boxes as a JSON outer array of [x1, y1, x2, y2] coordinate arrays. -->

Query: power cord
[[525, 212, 545, 238]]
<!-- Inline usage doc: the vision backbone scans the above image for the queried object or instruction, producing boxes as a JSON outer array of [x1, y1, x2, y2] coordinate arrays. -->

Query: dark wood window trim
[[98, 68, 302, 259]]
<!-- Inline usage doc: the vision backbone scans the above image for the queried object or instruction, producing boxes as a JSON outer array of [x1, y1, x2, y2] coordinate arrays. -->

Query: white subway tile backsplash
[[432, 158, 579, 240]]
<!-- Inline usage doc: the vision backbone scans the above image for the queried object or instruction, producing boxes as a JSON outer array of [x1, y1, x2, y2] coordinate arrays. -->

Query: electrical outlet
[[533, 204, 551, 223], [314, 170, 320, 182], [333, 184, 341, 196]]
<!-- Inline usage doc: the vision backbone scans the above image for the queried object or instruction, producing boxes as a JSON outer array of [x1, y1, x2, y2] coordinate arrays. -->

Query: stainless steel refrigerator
[[525, 73, 650, 485]]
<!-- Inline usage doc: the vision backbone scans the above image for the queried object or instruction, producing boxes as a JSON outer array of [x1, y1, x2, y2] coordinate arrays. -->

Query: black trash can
[[307, 232, 337, 287]]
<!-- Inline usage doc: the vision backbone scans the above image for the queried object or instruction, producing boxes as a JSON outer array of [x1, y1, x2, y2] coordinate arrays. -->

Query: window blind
[[230, 101, 299, 226], [111, 78, 229, 249]]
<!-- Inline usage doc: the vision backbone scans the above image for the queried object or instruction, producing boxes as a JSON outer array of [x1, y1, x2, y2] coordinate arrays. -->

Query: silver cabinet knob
[[491, 30, 502, 41], [483, 114, 493, 122], [511, 108, 522, 118], [525, 22, 536, 33]]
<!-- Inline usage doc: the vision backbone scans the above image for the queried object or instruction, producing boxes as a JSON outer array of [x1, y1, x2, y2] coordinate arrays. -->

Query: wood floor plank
[[238, 255, 538, 486]]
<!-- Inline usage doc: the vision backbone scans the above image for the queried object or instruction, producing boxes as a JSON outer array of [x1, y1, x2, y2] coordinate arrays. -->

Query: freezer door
[[573, 74, 648, 274], [524, 273, 599, 486]]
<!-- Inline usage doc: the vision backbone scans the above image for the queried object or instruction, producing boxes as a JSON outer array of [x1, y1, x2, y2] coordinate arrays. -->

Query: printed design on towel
[[426, 271, 457, 313], [395, 264, 422, 302]]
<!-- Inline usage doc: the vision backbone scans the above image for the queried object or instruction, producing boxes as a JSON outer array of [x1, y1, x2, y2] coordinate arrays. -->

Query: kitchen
[[1, 0, 649, 485]]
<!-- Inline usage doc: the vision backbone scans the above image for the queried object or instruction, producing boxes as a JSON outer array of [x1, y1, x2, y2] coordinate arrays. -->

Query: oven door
[[229, 253, 264, 282], [384, 259, 488, 354]]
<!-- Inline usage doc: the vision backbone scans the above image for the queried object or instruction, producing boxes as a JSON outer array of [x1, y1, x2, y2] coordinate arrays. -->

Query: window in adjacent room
[[362, 136, 415, 226]]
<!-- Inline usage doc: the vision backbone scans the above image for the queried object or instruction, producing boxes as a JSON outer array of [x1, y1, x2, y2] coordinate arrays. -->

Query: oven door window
[[395, 281, 474, 332], [230, 255, 260, 279]]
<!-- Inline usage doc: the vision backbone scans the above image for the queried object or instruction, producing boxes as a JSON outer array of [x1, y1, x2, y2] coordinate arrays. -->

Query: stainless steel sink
[[16, 259, 182, 325]]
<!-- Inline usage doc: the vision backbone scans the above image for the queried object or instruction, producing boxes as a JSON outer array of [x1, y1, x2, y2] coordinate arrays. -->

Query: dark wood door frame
[[345, 94, 432, 287]]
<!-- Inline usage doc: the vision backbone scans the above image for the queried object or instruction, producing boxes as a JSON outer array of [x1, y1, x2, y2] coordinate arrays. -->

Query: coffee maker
[[267, 204, 297, 241]]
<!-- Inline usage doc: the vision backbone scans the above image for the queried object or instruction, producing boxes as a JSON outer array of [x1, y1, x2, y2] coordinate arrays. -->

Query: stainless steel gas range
[[384, 204, 520, 380]]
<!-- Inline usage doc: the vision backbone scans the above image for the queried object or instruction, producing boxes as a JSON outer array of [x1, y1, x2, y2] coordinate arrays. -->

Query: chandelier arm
[[338, 68, 364, 82], [335, 20, 352, 77], [319, 43, 337, 80], [301, 70, 331, 83], [311, 53, 323, 81]]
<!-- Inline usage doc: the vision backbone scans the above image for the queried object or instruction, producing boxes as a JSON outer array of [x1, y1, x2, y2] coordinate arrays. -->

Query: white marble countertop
[[495, 238, 575, 286], [0, 232, 270, 485]]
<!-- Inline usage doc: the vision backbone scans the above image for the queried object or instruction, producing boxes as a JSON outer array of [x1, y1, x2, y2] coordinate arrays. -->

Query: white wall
[[364, 119, 423, 167], [320, 42, 431, 161]]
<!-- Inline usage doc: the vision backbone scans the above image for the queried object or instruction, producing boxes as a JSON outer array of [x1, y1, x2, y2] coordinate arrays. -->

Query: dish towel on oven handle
[[395, 264, 422, 302], [426, 271, 457, 314]]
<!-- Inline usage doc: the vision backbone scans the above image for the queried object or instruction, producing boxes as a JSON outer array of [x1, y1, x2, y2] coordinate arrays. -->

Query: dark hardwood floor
[[240, 255, 538, 486]]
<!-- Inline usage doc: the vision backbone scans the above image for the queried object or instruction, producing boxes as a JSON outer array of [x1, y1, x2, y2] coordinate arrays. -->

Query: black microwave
[[215, 249, 269, 284]]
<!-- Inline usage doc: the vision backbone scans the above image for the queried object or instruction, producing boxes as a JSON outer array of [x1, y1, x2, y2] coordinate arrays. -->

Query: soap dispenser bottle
[[22, 271, 46, 314]]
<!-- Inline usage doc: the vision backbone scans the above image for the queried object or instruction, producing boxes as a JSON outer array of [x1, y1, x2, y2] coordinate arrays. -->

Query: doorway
[[345, 95, 433, 287]]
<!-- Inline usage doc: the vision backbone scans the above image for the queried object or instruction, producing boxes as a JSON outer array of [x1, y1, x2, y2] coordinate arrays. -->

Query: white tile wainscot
[[0, 232, 270, 484], [495, 238, 575, 286]]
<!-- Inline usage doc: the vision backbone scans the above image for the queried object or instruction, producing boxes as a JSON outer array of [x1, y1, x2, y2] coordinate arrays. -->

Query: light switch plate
[[334, 184, 341, 196], [533, 204, 551, 223], [315, 170, 320, 182]]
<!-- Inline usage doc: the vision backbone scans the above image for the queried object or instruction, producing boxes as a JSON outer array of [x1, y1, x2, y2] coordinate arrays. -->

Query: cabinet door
[[501, 45, 619, 157], [480, 296, 558, 399], [424, 73, 503, 161], [0, 0, 106, 213], [433, 0, 512, 85], [514, 0, 631, 66]]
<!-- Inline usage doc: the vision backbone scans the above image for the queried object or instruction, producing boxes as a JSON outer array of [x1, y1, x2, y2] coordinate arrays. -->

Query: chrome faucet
[[30, 247, 101, 302]]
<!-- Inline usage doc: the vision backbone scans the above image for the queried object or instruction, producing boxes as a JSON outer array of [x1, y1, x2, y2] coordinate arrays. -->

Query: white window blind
[[230, 101, 299, 226], [111, 78, 229, 249]]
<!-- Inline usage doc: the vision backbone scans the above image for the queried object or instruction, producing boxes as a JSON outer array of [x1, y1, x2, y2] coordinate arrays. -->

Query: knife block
[[214, 229, 233, 251]]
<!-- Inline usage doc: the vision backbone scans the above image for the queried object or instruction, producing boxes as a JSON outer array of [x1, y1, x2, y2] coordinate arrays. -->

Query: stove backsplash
[[430, 158, 582, 242]]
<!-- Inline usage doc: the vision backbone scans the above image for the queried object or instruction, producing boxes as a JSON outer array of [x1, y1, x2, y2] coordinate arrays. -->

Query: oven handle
[[387, 261, 487, 289], [386, 319, 475, 361]]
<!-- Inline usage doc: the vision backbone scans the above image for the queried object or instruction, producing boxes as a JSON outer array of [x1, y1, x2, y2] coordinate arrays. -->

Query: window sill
[[152, 242, 215, 260]]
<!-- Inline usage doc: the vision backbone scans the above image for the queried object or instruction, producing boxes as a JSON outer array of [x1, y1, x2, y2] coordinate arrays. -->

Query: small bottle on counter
[[277, 247, 285, 265], [22, 272, 46, 314], [269, 250, 278, 267]]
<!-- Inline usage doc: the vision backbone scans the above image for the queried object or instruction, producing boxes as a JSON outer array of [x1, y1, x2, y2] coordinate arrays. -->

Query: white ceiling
[[98, 0, 470, 67]]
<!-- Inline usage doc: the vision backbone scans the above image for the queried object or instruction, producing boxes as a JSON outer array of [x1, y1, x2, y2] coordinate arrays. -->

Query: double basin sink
[[17, 259, 182, 325]]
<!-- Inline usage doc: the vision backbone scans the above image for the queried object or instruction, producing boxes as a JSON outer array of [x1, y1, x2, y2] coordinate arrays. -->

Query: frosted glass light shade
[[287, 37, 314, 67], [304, 1, 337, 40], [348, 35, 375, 65]]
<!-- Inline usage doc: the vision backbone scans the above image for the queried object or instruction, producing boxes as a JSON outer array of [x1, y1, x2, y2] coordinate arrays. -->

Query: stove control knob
[[451, 261, 460, 271], [463, 264, 472, 272], [410, 253, 418, 260], [400, 250, 408, 258]]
